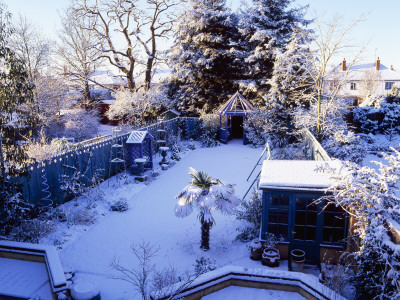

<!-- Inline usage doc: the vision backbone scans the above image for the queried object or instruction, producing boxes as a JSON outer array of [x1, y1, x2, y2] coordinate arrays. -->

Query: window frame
[[385, 81, 394, 90]]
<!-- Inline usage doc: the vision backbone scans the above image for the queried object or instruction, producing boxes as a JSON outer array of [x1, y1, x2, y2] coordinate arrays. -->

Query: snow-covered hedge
[[322, 130, 367, 164]]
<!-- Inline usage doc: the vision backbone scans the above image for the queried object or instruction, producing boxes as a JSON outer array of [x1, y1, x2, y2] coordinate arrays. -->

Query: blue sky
[[3, 0, 400, 70]]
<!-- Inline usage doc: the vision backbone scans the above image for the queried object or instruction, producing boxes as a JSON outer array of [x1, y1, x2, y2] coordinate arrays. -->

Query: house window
[[267, 194, 289, 239], [322, 203, 347, 244], [385, 81, 394, 90], [350, 82, 357, 90]]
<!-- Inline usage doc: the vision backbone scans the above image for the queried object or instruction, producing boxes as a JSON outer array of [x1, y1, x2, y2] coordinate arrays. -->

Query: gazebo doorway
[[217, 91, 255, 144], [231, 116, 243, 138]]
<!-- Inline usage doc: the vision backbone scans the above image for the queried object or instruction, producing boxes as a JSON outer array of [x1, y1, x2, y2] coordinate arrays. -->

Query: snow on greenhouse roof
[[259, 160, 342, 191], [217, 91, 255, 114], [126, 130, 152, 144]]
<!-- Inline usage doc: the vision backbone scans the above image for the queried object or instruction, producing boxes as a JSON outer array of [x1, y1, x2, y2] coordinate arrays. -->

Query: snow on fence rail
[[15, 117, 201, 206], [301, 129, 331, 161]]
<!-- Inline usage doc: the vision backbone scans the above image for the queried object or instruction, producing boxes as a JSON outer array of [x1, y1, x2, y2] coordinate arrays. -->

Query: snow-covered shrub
[[198, 112, 219, 147], [0, 192, 34, 237], [64, 206, 97, 226], [25, 130, 57, 161], [170, 144, 181, 161], [235, 189, 262, 242], [353, 99, 400, 134], [243, 109, 268, 147], [151, 266, 180, 293], [322, 130, 367, 164], [193, 256, 217, 276], [380, 102, 400, 133], [263, 232, 285, 248], [328, 150, 400, 299], [188, 139, 196, 150], [60, 171, 86, 200], [110, 199, 128, 212], [13, 219, 55, 243], [271, 142, 306, 160]]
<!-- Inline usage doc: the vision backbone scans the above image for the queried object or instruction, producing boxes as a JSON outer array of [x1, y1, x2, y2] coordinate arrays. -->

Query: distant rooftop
[[332, 58, 400, 81]]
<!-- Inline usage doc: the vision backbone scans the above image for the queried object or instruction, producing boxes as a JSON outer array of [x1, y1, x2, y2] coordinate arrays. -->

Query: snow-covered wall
[[154, 265, 345, 300]]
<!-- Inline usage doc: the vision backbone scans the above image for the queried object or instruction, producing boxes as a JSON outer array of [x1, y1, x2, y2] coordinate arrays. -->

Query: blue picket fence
[[18, 117, 201, 206]]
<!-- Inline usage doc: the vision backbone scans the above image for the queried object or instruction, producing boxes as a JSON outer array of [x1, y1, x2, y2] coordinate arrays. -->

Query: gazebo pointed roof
[[217, 91, 255, 114]]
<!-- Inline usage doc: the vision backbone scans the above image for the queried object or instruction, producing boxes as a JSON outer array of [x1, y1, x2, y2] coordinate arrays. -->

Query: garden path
[[58, 140, 263, 299]]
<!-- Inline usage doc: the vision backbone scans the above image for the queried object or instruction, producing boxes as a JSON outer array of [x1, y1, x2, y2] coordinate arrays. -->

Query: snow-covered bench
[[0, 240, 68, 299]]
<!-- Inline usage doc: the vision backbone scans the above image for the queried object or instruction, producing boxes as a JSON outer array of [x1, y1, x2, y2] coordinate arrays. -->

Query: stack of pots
[[262, 247, 280, 267]]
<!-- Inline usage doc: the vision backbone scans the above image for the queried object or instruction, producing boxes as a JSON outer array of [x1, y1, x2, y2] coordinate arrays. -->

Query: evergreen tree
[[263, 30, 313, 145], [239, 0, 310, 106], [169, 0, 241, 115], [0, 3, 35, 187]]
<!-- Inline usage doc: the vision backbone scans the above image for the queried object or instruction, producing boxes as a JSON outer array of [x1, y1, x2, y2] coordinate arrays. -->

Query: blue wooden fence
[[18, 117, 201, 206]]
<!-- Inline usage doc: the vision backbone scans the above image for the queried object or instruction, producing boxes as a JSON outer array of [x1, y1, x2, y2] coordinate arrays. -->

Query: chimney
[[342, 58, 346, 71], [376, 57, 380, 70]]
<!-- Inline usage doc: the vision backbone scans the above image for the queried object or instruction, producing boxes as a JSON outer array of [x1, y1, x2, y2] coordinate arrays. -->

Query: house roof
[[259, 160, 342, 191], [332, 62, 400, 81], [126, 131, 153, 144], [90, 70, 126, 86], [217, 91, 255, 115]]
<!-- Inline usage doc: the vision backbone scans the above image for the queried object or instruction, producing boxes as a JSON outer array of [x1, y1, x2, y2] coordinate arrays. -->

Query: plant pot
[[249, 239, 263, 261], [291, 249, 305, 272], [262, 247, 280, 267]]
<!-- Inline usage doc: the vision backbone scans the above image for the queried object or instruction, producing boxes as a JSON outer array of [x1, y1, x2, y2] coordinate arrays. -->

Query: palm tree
[[175, 167, 240, 250]]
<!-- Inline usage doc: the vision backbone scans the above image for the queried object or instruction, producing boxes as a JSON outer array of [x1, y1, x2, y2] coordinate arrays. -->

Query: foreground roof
[[259, 160, 342, 191]]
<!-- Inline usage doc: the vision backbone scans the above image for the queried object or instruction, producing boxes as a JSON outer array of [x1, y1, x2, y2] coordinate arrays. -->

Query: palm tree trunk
[[200, 220, 211, 251]]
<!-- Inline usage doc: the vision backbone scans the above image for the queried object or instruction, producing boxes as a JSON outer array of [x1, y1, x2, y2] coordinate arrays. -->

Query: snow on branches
[[328, 150, 400, 298]]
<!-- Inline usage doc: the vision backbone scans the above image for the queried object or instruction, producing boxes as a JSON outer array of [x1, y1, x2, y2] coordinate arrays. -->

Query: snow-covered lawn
[[43, 140, 283, 299]]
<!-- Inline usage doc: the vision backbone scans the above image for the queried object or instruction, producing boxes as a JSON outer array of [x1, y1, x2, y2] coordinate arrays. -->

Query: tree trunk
[[84, 80, 91, 107], [317, 87, 322, 142], [200, 220, 211, 251]]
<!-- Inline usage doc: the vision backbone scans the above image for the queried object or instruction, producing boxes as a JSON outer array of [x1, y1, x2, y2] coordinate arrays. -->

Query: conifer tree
[[0, 3, 35, 190], [239, 0, 309, 106], [169, 0, 241, 115], [263, 30, 313, 144]]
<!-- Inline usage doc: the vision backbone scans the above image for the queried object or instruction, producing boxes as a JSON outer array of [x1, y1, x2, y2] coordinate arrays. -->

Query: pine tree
[[169, 0, 241, 115], [238, 0, 310, 106]]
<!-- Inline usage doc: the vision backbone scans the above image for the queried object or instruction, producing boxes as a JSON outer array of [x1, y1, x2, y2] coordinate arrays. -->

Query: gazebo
[[126, 131, 154, 170], [217, 91, 255, 144]]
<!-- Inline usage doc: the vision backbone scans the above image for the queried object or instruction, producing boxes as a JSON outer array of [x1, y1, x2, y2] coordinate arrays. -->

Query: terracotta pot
[[262, 247, 280, 267], [249, 239, 263, 261]]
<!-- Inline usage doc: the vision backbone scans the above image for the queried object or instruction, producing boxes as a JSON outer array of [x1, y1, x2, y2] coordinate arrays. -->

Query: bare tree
[[111, 241, 159, 300], [57, 7, 103, 104], [72, 0, 179, 92], [299, 16, 366, 141], [359, 68, 381, 100], [10, 14, 52, 80]]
